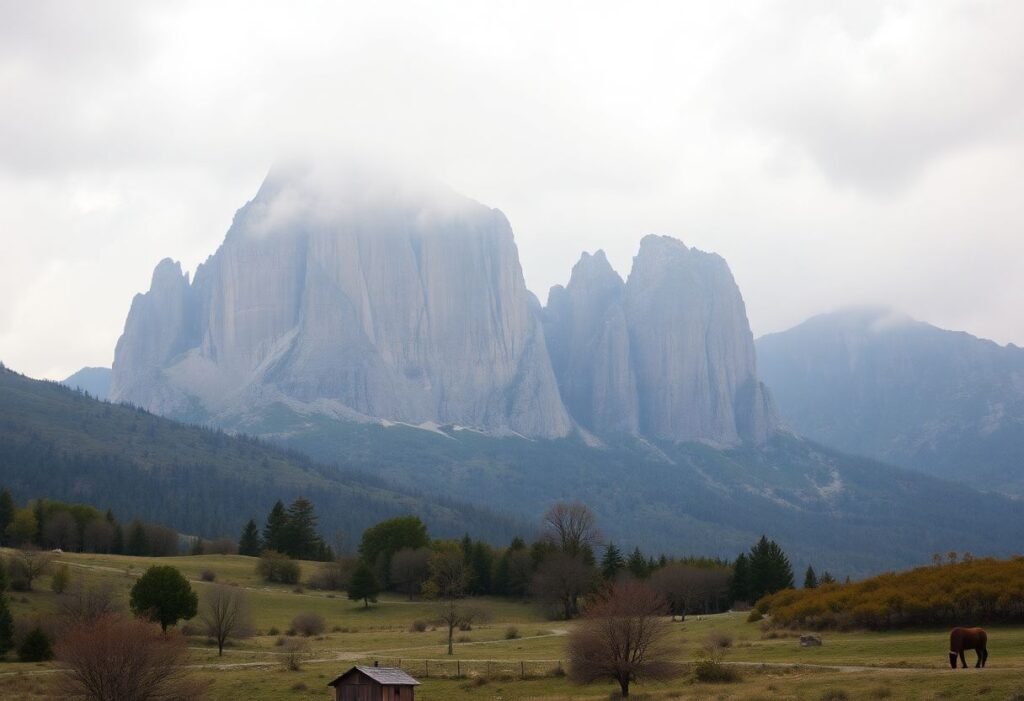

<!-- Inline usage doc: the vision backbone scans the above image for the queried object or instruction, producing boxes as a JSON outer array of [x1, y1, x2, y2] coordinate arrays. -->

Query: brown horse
[[949, 627, 988, 668]]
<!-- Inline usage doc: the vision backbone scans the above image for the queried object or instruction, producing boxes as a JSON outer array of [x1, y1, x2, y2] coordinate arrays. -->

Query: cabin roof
[[328, 666, 421, 687]]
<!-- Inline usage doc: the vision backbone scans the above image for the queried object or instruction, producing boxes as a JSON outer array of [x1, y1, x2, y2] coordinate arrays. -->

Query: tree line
[[0, 489, 182, 558]]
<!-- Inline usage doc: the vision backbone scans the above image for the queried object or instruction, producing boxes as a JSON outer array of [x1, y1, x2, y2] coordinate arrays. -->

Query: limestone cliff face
[[543, 236, 778, 445], [110, 164, 572, 437], [624, 236, 777, 445], [543, 252, 639, 436]]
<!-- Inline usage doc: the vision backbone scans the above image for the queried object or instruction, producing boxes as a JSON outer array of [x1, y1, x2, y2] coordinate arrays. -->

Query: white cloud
[[1, 0, 1023, 378]]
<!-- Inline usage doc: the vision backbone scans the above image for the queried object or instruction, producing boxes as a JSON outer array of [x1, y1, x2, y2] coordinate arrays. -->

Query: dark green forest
[[0, 366, 523, 544]]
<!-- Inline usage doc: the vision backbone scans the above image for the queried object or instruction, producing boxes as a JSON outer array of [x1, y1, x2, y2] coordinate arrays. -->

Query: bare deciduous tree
[[423, 549, 475, 655], [57, 581, 122, 625], [543, 502, 602, 556], [200, 585, 251, 656], [54, 615, 207, 699], [568, 581, 678, 698], [650, 564, 731, 617], [531, 552, 595, 619], [9, 548, 53, 591], [390, 547, 431, 599]]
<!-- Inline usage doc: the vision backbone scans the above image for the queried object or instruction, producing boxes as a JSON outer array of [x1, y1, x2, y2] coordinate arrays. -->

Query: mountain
[[0, 364, 523, 543], [110, 162, 571, 439], [109, 164, 778, 447], [544, 239, 777, 444], [756, 307, 1024, 494], [61, 366, 112, 400], [274, 417, 1024, 577]]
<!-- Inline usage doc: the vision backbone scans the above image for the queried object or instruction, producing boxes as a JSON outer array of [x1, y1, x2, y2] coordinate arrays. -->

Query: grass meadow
[[2, 550, 1023, 700]]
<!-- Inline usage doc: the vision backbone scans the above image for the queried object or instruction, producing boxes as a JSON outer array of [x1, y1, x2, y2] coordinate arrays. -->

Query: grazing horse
[[949, 627, 988, 668]]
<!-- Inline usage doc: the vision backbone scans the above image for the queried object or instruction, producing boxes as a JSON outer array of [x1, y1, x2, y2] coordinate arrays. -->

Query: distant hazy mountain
[[0, 365, 521, 543], [110, 162, 778, 447], [61, 366, 111, 400], [757, 307, 1024, 494]]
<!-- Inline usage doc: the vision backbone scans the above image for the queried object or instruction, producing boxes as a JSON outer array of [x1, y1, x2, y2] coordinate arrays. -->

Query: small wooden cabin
[[327, 665, 420, 701]]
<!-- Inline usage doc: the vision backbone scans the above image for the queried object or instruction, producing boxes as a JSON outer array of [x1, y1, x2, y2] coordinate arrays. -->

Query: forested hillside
[[0, 365, 523, 544]]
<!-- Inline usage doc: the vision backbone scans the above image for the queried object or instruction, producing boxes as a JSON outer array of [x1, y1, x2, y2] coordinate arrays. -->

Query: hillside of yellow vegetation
[[760, 556, 1024, 630]]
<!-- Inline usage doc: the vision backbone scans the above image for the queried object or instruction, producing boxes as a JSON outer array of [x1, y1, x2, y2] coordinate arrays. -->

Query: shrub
[[256, 551, 301, 584], [291, 612, 325, 637], [409, 620, 427, 632], [200, 569, 216, 582], [459, 621, 473, 631], [747, 609, 763, 622], [18, 626, 54, 662], [267, 626, 280, 636], [819, 690, 849, 701], [51, 564, 71, 594], [706, 632, 732, 649], [505, 626, 520, 640], [307, 561, 351, 591], [869, 687, 893, 699], [282, 639, 309, 671]]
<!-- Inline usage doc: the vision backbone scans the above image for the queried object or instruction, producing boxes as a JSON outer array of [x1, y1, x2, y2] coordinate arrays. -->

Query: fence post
[[521, 661, 525, 679], [457, 660, 461, 677], [425, 660, 428, 678]]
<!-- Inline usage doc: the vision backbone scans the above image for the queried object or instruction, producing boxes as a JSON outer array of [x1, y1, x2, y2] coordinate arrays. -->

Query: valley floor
[[2, 552, 1022, 700]]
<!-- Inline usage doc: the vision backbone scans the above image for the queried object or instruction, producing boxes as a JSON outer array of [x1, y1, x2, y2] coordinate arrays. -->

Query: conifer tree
[[283, 497, 320, 560], [730, 553, 751, 603], [804, 565, 818, 589], [627, 547, 649, 579], [601, 542, 625, 581], [747, 536, 794, 602], [262, 501, 288, 554], [238, 519, 262, 556]]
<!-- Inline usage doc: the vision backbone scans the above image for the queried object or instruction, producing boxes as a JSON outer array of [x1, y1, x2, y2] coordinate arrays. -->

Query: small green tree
[[0, 489, 14, 546], [347, 561, 380, 608], [730, 553, 750, 603], [601, 542, 625, 581], [17, 626, 53, 662], [262, 501, 289, 554], [803, 565, 818, 589], [51, 563, 71, 594], [627, 547, 649, 579], [238, 519, 261, 556], [129, 566, 198, 632], [358, 516, 429, 587]]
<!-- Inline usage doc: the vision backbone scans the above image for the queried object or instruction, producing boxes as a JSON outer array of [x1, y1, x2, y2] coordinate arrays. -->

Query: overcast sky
[[2, 1, 1023, 380]]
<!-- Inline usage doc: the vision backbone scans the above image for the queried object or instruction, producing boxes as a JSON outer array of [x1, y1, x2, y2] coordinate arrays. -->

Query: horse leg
[[981, 648, 988, 668], [960, 650, 967, 668], [975, 648, 982, 668]]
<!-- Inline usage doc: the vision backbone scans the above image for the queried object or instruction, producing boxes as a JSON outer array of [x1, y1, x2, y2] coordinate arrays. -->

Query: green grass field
[[3, 550, 1023, 700]]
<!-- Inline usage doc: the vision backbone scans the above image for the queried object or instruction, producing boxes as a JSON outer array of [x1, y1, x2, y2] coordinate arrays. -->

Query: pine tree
[[262, 501, 288, 554], [238, 519, 262, 556], [804, 565, 818, 589], [601, 542, 625, 581], [348, 561, 380, 608], [747, 536, 794, 602], [730, 553, 751, 603], [283, 497, 320, 560], [819, 571, 836, 585], [627, 547, 649, 579]]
